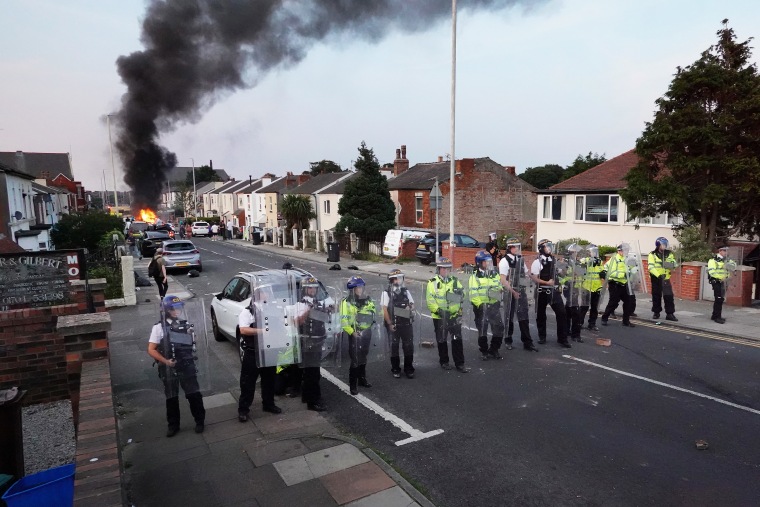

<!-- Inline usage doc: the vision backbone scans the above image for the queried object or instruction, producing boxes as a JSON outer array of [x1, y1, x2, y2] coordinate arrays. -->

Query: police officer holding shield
[[293, 277, 330, 412], [499, 239, 538, 351], [148, 295, 206, 437], [601, 245, 636, 328], [469, 250, 506, 360], [648, 237, 678, 321], [529, 239, 570, 348], [707, 246, 735, 324], [238, 285, 282, 422], [382, 269, 416, 379], [426, 257, 469, 372], [578, 244, 604, 331], [340, 276, 376, 395]]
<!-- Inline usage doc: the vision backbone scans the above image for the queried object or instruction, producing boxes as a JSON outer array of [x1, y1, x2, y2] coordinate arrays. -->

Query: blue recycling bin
[[1, 463, 75, 507]]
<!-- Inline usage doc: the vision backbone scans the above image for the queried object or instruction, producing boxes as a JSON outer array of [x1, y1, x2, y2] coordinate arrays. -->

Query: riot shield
[[251, 272, 300, 368], [646, 244, 681, 298], [339, 287, 383, 368], [621, 242, 646, 296], [425, 274, 467, 346], [296, 286, 341, 369], [579, 250, 604, 310], [553, 254, 569, 307], [466, 267, 504, 353], [724, 246, 743, 300], [158, 299, 210, 396]]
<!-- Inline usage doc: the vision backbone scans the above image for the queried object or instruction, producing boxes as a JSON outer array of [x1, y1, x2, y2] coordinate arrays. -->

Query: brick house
[[0, 151, 86, 212], [258, 172, 312, 228]]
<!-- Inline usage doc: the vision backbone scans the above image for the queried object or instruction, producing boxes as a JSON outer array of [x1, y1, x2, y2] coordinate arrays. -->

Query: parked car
[[191, 221, 210, 237], [153, 223, 175, 239], [161, 240, 202, 271], [139, 230, 171, 257], [414, 233, 485, 264], [210, 267, 330, 362], [126, 221, 150, 241]]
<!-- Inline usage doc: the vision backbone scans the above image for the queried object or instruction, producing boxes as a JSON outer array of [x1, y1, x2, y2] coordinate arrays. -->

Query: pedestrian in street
[[561, 243, 584, 343], [499, 238, 538, 351], [707, 246, 735, 324], [426, 257, 469, 372], [178, 220, 186, 239], [600, 245, 636, 328], [227, 219, 234, 240], [578, 244, 604, 331], [529, 239, 571, 348], [340, 276, 376, 395], [469, 250, 505, 360], [151, 248, 168, 298], [211, 222, 219, 241], [219, 221, 227, 241], [293, 276, 330, 411], [485, 232, 500, 267], [649, 237, 679, 321], [381, 269, 416, 379], [147, 295, 206, 437], [238, 285, 282, 421]]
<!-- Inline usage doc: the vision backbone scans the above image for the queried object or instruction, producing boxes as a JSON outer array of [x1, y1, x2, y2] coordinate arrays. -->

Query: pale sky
[[3, 0, 760, 193]]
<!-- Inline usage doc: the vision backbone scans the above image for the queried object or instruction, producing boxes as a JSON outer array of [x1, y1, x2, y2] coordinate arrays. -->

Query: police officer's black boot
[[358, 364, 372, 388], [349, 367, 359, 395], [404, 355, 415, 379], [166, 397, 180, 437], [187, 392, 206, 433], [390, 356, 402, 378]]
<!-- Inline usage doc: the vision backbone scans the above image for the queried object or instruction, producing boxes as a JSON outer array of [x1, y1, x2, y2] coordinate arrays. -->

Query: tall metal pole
[[106, 114, 119, 209], [190, 158, 197, 217], [449, 0, 457, 248], [435, 176, 440, 263]]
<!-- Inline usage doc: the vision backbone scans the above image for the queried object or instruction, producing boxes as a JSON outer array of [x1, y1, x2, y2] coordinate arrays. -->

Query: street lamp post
[[190, 158, 196, 217], [106, 114, 119, 209], [449, 0, 457, 249]]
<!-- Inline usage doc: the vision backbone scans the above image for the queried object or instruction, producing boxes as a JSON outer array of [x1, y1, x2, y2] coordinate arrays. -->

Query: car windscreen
[[193, 222, 209, 227], [145, 231, 170, 239], [130, 222, 149, 232], [164, 242, 195, 252]]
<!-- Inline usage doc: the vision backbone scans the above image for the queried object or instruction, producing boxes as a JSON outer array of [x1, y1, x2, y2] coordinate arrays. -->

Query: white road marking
[[320, 368, 444, 446], [563, 355, 760, 416], [227, 256, 244, 261]]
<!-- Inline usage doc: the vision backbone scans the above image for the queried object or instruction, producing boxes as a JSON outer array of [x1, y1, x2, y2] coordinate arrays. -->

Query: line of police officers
[[147, 238, 738, 437]]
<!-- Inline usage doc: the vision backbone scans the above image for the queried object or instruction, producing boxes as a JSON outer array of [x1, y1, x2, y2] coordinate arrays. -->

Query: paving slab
[[273, 455, 314, 486], [344, 485, 419, 507], [203, 416, 262, 444], [254, 478, 338, 507], [253, 409, 326, 435], [320, 460, 396, 505], [304, 442, 370, 478], [203, 391, 238, 409], [245, 438, 311, 467]]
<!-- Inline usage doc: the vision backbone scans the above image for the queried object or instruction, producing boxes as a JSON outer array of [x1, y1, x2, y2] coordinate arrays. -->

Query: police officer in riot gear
[[238, 285, 282, 422], [529, 239, 570, 348], [485, 232, 500, 267], [382, 269, 416, 379], [648, 237, 678, 321], [294, 277, 329, 412], [578, 244, 604, 331], [340, 276, 376, 395], [470, 250, 506, 360], [707, 246, 735, 324], [499, 238, 538, 351], [148, 295, 206, 437], [601, 245, 636, 328], [426, 257, 469, 372]]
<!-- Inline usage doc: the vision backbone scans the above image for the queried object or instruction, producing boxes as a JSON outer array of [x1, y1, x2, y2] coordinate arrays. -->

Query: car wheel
[[420, 258, 432, 265], [237, 330, 245, 364], [211, 310, 224, 342]]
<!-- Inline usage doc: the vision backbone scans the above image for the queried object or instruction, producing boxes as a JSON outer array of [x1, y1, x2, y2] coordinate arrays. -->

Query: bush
[[89, 265, 123, 299], [599, 245, 617, 257], [674, 225, 712, 262]]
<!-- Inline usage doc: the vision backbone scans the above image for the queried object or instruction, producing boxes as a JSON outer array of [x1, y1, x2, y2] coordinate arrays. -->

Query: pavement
[[111, 239, 757, 507]]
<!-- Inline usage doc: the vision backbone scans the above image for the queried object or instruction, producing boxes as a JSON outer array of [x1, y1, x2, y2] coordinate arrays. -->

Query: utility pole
[[191, 158, 197, 217], [449, 0, 457, 249], [106, 114, 119, 209]]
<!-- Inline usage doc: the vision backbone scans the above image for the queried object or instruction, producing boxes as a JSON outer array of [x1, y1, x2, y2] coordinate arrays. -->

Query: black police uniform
[[534, 254, 569, 345], [386, 286, 415, 376], [238, 306, 278, 417]]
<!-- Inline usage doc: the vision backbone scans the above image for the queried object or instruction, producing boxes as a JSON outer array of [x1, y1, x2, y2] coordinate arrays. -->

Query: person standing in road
[[211, 222, 219, 241], [237, 286, 282, 421], [147, 295, 206, 437], [529, 239, 570, 348], [426, 257, 469, 372], [227, 219, 234, 240], [219, 221, 227, 241], [293, 277, 330, 411], [469, 250, 506, 360], [485, 232, 500, 267], [707, 246, 735, 324], [578, 244, 604, 331], [340, 276, 376, 395], [381, 269, 416, 379], [600, 245, 635, 328], [499, 239, 538, 351], [152, 248, 168, 298], [649, 237, 679, 321]]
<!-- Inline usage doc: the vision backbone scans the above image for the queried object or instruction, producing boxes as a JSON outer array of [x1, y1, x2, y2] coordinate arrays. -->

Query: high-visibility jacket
[[580, 257, 603, 292], [707, 256, 733, 281], [426, 275, 465, 318], [340, 297, 376, 335], [648, 250, 677, 280], [604, 254, 628, 284], [468, 270, 502, 307]]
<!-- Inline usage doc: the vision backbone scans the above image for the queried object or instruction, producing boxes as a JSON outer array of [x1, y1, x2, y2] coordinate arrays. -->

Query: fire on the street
[[138, 209, 157, 223]]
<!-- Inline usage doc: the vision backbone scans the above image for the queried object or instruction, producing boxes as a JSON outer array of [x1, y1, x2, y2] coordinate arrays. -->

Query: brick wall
[[640, 260, 703, 301]]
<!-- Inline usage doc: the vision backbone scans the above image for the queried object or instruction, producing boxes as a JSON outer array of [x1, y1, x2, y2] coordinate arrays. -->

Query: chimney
[[437, 156, 443, 163], [15, 151, 26, 173], [504, 165, 516, 176], [393, 145, 409, 177], [209, 160, 213, 169]]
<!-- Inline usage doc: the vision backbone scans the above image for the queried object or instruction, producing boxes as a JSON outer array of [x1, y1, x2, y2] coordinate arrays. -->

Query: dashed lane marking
[[320, 369, 444, 446], [563, 355, 760, 417]]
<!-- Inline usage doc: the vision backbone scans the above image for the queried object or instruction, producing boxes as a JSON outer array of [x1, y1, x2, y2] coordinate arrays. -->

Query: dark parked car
[[139, 230, 171, 257], [415, 233, 485, 264]]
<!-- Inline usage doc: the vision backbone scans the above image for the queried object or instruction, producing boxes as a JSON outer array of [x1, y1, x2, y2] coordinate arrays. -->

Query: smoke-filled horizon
[[115, 0, 540, 210]]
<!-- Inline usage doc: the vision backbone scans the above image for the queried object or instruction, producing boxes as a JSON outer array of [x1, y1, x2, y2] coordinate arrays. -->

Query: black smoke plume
[[115, 0, 539, 209]]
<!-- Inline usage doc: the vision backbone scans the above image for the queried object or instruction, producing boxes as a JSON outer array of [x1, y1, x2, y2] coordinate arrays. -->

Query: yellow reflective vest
[[340, 297, 376, 335], [426, 275, 465, 318], [468, 271, 502, 307], [707, 257, 733, 281], [603, 254, 628, 284], [648, 250, 677, 280], [580, 258, 603, 292]]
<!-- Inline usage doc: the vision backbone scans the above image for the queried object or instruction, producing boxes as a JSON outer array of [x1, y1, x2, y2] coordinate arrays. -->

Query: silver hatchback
[[161, 240, 202, 271]]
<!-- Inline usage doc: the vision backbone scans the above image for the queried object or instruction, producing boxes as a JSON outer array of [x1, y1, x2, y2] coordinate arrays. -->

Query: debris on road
[[695, 440, 709, 450], [596, 338, 611, 347]]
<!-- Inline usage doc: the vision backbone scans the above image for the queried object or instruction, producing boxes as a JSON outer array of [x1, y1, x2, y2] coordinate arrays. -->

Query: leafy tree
[[673, 224, 713, 262], [51, 211, 124, 252], [172, 184, 194, 216], [561, 152, 606, 181], [280, 194, 316, 231], [336, 142, 396, 238], [518, 164, 564, 189], [185, 165, 221, 186], [621, 21, 760, 246], [309, 160, 342, 176]]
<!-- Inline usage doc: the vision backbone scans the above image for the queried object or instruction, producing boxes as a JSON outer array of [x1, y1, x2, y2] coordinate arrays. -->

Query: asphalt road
[[155, 237, 760, 507]]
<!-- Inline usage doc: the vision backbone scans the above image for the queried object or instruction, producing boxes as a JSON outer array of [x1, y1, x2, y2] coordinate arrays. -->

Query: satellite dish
[[14, 211, 22, 220]]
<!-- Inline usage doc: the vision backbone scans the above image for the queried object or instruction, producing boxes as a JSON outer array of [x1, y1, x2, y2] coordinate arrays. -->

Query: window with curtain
[[415, 193, 423, 223]]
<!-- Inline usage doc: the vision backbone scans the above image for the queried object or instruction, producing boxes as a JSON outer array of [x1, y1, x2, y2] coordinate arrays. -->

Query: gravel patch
[[22, 400, 76, 475]]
